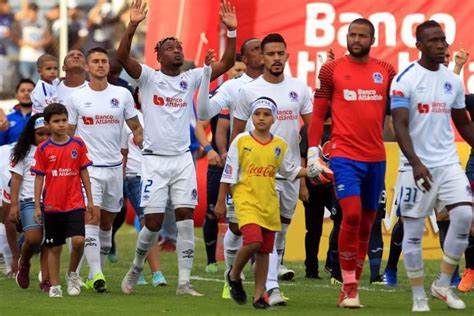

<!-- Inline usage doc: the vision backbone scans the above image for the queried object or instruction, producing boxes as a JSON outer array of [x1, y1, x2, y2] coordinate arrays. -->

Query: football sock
[[84, 224, 102, 278], [465, 235, 474, 269], [224, 228, 242, 269], [133, 225, 159, 269], [203, 215, 218, 264], [402, 217, 425, 296], [368, 216, 383, 280], [386, 219, 403, 272], [99, 229, 112, 268], [177, 219, 195, 285], [338, 196, 361, 283], [356, 210, 377, 280], [266, 244, 280, 291], [275, 223, 289, 265]]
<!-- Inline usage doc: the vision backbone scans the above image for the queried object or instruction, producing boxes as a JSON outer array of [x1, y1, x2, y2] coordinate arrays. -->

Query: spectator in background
[[86, 0, 125, 51], [13, 2, 52, 82], [0, 79, 34, 145], [0, 0, 16, 97]]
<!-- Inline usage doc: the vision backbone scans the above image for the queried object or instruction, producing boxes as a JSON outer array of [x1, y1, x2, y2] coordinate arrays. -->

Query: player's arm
[[8, 173, 22, 224], [299, 157, 309, 202], [117, 0, 147, 79], [392, 107, 432, 192], [125, 115, 143, 149], [121, 148, 129, 175], [80, 168, 94, 219], [209, 1, 237, 81], [214, 182, 230, 219], [33, 174, 44, 224], [195, 119, 221, 167], [452, 108, 474, 146], [453, 49, 469, 75], [197, 52, 225, 120], [216, 115, 230, 162]]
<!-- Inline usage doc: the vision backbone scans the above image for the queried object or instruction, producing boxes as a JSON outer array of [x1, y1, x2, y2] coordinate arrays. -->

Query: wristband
[[204, 144, 214, 154], [227, 29, 237, 38]]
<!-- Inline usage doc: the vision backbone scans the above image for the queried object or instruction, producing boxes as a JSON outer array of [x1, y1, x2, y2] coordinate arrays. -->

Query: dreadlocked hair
[[12, 113, 44, 165], [154, 37, 182, 53]]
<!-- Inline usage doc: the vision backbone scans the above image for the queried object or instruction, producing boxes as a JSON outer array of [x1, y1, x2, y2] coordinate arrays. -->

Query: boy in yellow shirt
[[215, 97, 317, 309]]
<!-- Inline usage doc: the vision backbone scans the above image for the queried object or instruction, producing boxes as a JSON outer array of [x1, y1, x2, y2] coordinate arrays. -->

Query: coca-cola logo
[[247, 164, 276, 177]]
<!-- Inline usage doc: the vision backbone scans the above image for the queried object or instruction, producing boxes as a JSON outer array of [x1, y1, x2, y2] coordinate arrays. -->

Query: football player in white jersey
[[119, 0, 237, 296], [391, 20, 474, 312], [56, 50, 88, 106], [196, 38, 263, 297], [230, 33, 313, 306], [66, 47, 143, 293]]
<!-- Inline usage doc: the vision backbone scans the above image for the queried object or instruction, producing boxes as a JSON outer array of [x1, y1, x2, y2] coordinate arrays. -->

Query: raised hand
[[455, 49, 469, 68], [219, 0, 237, 31], [130, 0, 148, 26], [204, 49, 217, 66]]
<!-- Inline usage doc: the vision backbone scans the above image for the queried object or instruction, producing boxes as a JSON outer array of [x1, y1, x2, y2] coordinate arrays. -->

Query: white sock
[[223, 228, 242, 269], [99, 229, 112, 268], [133, 226, 158, 269], [176, 219, 195, 285], [0, 224, 11, 273], [83, 224, 102, 279], [0, 223, 6, 254], [275, 223, 289, 265], [266, 243, 280, 291]]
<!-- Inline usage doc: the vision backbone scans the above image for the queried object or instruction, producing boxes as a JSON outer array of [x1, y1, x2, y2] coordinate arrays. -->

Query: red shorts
[[241, 224, 275, 254]]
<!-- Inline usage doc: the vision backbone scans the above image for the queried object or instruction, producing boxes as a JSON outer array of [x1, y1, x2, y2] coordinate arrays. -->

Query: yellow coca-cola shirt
[[221, 131, 301, 231]]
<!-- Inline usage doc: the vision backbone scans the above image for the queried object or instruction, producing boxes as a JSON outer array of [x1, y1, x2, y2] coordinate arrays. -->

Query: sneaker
[[253, 296, 271, 309], [412, 297, 430, 312], [384, 269, 397, 288], [39, 280, 51, 293], [278, 265, 295, 281], [458, 268, 474, 292], [108, 253, 118, 263], [431, 281, 465, 309], [137, 273, 148, 285], [305, 273, 322, 280], [330, 277, 342, 286], [66, 272, 81, 296], [337, 283, 361, 308], [49, 285, 63, 298], [268, 287, 287, 306], [176, 282, 204, 296], [225, 269, 246, 304], [16, 257, 30, 289], [152, 271, 167, 287], [91, 273, 106, 293], [121, 265, 143, 294], [222, 281, 231, 299], [205, 262, 218, 273], [370, 274, 385, 285]]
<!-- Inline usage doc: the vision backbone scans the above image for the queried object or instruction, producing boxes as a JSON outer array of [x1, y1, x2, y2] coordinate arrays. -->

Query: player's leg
[[44, 212, 67, 298], [253, 227, 274, 310], [383, 217, 403, 287], [109, 199, 127, 263], [459, 235, 474, 292], [368, 189, 385, 284], [328, 201, 342, 284], [203, 166, 222, 272], [3, 201, 19, 275], [16, 201, 43, 289], [66, 209, 86, 296]]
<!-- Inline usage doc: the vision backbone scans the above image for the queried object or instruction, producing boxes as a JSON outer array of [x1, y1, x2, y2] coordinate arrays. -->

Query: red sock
[[355, 210, 377, 281], [338, 196, 362, 284]]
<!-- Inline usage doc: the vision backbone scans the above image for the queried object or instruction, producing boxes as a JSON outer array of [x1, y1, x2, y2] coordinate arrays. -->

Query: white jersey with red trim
[[137, 64, 202, 155], [31, 79, 60, 113], [66, 83, 138, 166], [9, 145, 36, 200]]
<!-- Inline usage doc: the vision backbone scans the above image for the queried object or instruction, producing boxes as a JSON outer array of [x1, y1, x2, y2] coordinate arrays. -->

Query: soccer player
[[307, 18, 396, 308], [32, 103, 94, 298], [30, 54, 59, 114], [231, 33, 313, 306], [196, 38, 262, 281], [56, 50, 88, 106], [214, 97, 314, 309], [119, 0, 237, 296], [66, 47, 143, 292], [390, 20, 474, 311]]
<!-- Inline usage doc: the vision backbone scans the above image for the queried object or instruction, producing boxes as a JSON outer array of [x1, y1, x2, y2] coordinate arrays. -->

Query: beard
[[20, 102, 32, 108], [348, 44, 371, 58], [266, 64, 284, 77]]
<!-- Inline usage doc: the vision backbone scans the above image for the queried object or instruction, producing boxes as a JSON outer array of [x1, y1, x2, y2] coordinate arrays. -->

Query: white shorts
[[225, 194, 238, 224], [395, 163, 472, 218], [89, 166, 123, 213], [276, 178, 300, 220], [140, 152, 197, 214]]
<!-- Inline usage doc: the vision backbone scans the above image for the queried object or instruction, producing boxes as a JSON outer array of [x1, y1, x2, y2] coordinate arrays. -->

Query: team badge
[[48, 154, 57, 162], [110, 98, 120, 108], [372, 72, 383, 84], [444, 82, 453, 94], [275, 146, 281, 158], [180, 80, 188, 90], [71, 149, 78, 159], [191, 188, 198, 201], [289, 91, 298, 102], [224, 164, 233, 176]]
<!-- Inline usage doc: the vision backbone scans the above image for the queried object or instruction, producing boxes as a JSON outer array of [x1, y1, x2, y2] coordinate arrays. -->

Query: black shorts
[[43, 209, 85, 247]]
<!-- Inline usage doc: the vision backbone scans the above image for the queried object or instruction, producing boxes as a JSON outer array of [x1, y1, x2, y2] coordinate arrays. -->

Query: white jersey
[[66, 83, 138, 166], [390, 62, 465, 170], [234, 75, 313, 165], [31, 78, 60, 114], [121, 111, 143, 176], [56, 80, 88, 105], [0, 143, 14, 191], [9, 145, 36, 200], [209, 73, 254, 131], [137, 64, 202, 155]]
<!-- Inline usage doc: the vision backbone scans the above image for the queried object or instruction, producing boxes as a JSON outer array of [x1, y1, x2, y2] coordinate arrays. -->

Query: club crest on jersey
[[71, 149, 78, 159], [191, 188, 198, 201], [274, 146, 281, 158], [224, 164, 233, 177], [180, 80, 188, 91], [110, 98, 120, 108], [289, 91, 299, 102], [444, 82, 453, 94], [48, 154, 57, 162], [372, 72, 383, 84]]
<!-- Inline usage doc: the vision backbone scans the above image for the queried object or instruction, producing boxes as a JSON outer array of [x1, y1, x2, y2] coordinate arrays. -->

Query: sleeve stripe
[[31, 169, 45, 175], [391, 96, 410, 109], [80, 162, 93, 170], [396, 63, 415, 82]]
